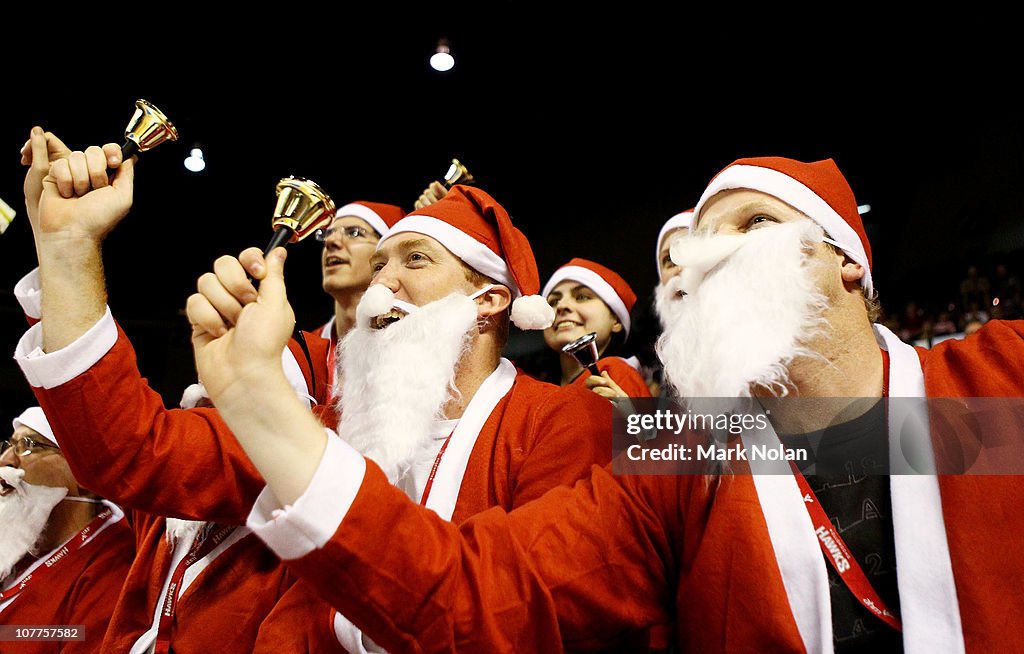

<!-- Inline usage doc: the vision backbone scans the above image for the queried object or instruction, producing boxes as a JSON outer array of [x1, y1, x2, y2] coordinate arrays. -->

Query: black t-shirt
[[777, 400, 903, 653]]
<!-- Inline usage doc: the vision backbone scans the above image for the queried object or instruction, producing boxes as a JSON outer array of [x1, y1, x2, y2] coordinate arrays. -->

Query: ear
[[476, 284, 512, 320], [611, 320, 624, 334], [841, 259, 865, 287]]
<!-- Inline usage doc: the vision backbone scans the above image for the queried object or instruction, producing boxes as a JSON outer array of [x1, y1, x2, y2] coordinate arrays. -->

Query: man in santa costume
[[248, 183, 615, 652], [12, 127, 336, 653], [1, 406, 134, 653], [189, 156, 1024, 653], [182, 198, 406, 410], [15, 129, 614, 652], [313, 200, 406, 394]]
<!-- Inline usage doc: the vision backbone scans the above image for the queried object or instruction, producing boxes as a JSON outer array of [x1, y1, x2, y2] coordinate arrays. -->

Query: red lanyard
[[154, 523, 236, 654], [791, 466, 902, 632], [419, 431, 455, 507], [0, 507, 113, 603], [326, 332, 338, 405]]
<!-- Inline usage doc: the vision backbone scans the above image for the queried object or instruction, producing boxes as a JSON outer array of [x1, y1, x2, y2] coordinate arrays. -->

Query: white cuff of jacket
[[247, 431, 366, 560]]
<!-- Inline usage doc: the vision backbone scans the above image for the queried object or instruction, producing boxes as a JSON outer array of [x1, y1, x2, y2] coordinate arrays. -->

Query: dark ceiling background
[[2, 10, 1022, 420]]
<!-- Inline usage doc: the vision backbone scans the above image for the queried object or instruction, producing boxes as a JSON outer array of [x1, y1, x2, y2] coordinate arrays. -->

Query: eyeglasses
[[0, 434, 60, 458], [314, 224, 376, 243]]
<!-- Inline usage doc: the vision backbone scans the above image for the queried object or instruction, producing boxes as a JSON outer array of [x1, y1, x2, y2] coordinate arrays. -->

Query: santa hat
[[542, 258, 637, 335], [12, 406, 58, 448], [383, 185, 554, 329], [692, 157, 873, 295], [656, 209, 695, 271], [333, 201, 407, 237]]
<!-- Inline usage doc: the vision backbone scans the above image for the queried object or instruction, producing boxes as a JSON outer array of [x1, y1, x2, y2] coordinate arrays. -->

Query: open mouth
[[371, 309, 407, 330], [553, 320, 583, 330], [0, 479, 16, 497], [324, 255, 349, 269]]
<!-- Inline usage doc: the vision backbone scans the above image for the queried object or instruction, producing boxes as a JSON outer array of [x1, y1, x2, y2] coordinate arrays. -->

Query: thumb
[[28, 127, 48, 172], [258, 247, 289, 305], [111, 156, 135, 194]]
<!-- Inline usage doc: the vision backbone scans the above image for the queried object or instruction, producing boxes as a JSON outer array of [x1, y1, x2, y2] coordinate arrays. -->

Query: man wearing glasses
[[1, 406, 133, 653], [314, 202, 406, 397]]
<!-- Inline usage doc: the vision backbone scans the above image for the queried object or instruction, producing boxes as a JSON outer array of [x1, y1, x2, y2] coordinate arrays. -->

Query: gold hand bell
[[264, 176, 337, 255], [121, 99, 179, 159], [443, 158, 475, 188]]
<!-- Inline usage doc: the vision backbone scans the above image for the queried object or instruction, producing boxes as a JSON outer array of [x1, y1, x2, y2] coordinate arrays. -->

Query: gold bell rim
[[132, 99, 180, 141]]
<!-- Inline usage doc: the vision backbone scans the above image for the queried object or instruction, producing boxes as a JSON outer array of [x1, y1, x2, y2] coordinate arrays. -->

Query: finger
[[20, 139, 31, 165], [67, 151, 90, 196], [43, 132, 72, 161], [186, 292, 229, 338], [213, 254, 258, 303], [102, 143, 121, 168], [238, 247, 268, 281], [258, 247, 289, 305], [49, 158, 74, 198], [85, 146, 109, 190], [424, 189, 438, 203], [414, 198, 425, 210], [429, 181, 447, 197], [591, 387, 615, 399], [28, 127, 49, 173], [196, 271, 246, 327], [584, 374, 609, 389]]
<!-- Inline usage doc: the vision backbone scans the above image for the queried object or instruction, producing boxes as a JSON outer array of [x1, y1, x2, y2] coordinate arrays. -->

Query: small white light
[[430, 40, 455, 72], [857, 204, 871, 214], [184, 147, 206, 173]]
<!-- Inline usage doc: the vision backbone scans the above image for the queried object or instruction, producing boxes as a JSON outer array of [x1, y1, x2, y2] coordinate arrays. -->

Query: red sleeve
[[253, 580, 346, 654], [285, 461, 680, 653], [924, 319, 1024, 396], [32, 325, 265, 524], [505, 381, 614, 509], [597, 358, 653, 398]]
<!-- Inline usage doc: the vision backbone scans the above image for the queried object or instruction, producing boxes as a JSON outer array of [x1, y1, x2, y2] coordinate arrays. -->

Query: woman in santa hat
[[537, 258, 653, 398]]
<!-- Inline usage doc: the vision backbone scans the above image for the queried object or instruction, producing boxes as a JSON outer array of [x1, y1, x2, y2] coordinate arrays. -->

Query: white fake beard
[[654, 274, 687, 332], [335, 290, 478, 483], [656, 220, 830, 399], [0, 467, 68, 582]]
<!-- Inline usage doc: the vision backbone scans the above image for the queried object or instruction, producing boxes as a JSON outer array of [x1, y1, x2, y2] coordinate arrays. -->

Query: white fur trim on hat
[[13, 407, 57, 448], [693, 165, 873, 295], [542, 265, 631, 335], [335, 203, 390, 237], [656, 210, 694, 271], [511, 295, 555, 330], [383, 215, 519, 296]]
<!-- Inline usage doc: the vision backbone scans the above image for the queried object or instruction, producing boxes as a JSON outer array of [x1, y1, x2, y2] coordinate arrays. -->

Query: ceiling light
[[184, 147, 206, 173], [430, 39, 455, 72]]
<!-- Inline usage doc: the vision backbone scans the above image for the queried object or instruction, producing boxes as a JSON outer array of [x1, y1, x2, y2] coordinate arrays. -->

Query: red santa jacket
[[0, 509, 133, 654], [271, 320, 1024, 653], [571, 356, 652, 399], [254, 370, 616, 653], [26, 323, 333, 653]]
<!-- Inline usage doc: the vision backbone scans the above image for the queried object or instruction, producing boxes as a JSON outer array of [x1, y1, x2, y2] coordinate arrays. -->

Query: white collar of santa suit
[[739, 324, 964, 654], [421, 358, 517, 522], [320, 316, 335, 342]]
